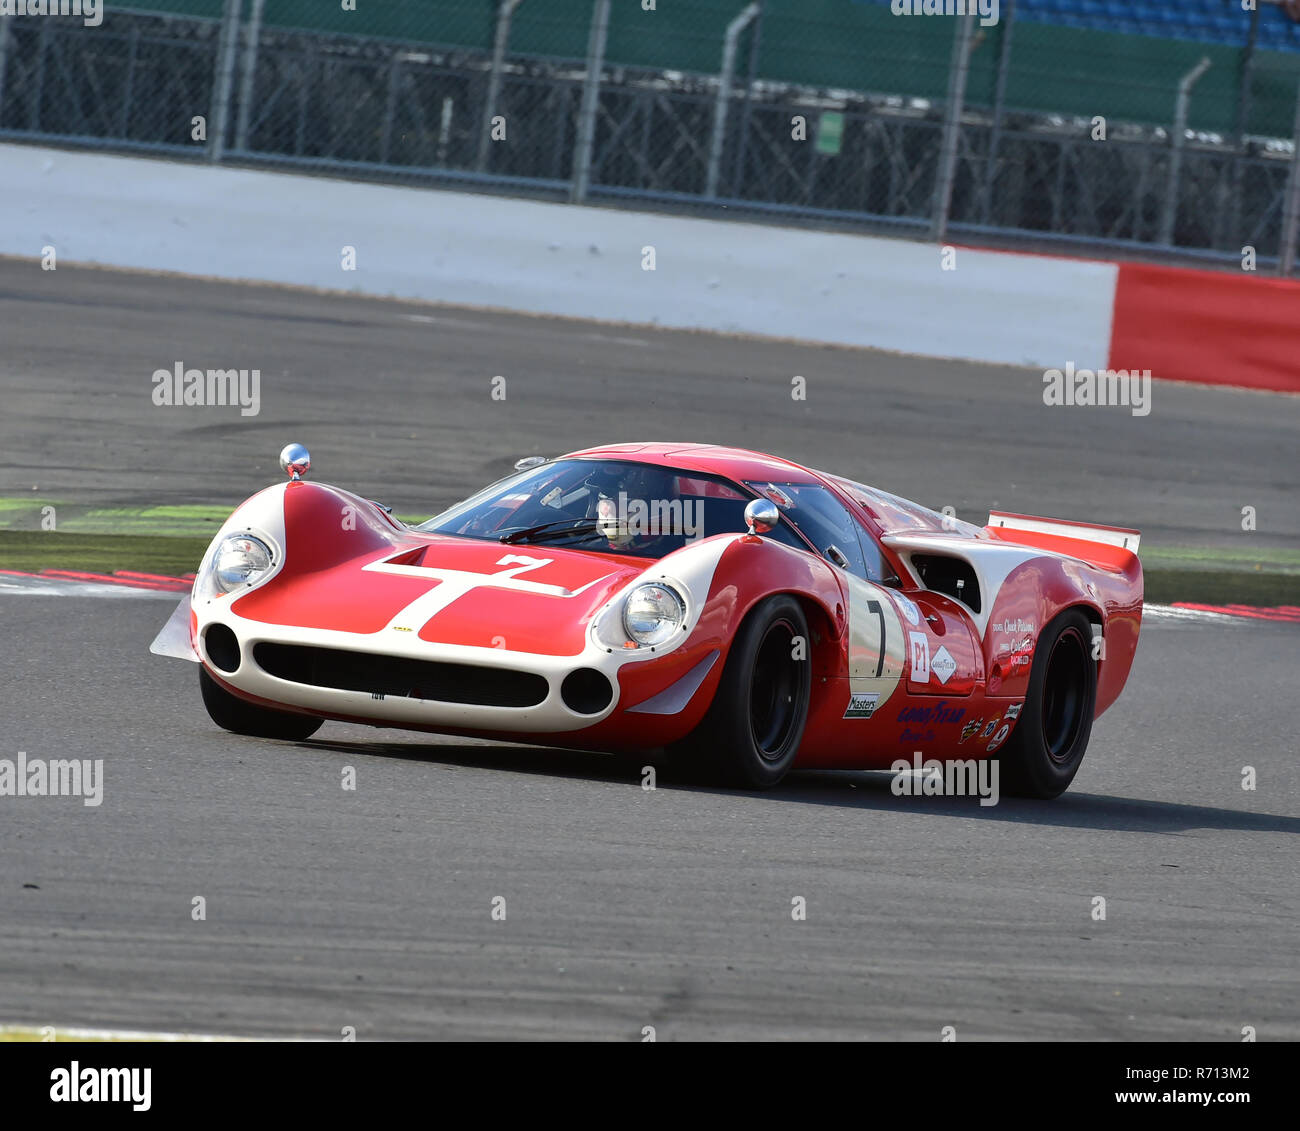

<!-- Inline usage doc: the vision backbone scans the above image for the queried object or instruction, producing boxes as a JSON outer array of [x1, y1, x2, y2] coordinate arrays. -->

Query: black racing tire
[[997, 609, 1097, 799], [686, 595, 812, 789], [199, 666, 323, 741]]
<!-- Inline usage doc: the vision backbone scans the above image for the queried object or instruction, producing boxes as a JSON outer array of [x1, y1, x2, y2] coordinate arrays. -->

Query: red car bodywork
[[176, 443, 1143, 769]]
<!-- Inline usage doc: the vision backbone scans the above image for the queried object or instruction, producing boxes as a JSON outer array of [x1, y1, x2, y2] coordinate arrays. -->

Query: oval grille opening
[[561, 668, 614, 715], [204, 623, 241, 673]]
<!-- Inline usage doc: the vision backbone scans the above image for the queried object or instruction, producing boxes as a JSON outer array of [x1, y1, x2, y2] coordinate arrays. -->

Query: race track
[[0, 261, 1297, 1040], [1, 259, 1296, 551]]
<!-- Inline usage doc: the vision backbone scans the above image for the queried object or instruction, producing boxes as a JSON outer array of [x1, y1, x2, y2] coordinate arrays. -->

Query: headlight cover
[[622, 583, 686, 647], [212, 534, 274, 593]]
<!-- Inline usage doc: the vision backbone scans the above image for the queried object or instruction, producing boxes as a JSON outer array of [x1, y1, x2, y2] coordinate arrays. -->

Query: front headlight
[[623, 583, 685, 646], [212, 534, 274, 592]]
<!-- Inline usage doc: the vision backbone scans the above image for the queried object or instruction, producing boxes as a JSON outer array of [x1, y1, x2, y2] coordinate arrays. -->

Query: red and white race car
[[152, 442, 1143, 798]]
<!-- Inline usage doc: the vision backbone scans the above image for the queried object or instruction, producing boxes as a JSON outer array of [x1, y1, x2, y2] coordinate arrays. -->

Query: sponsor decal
[[1000, 632, 1034, 670], [844, 691, 880, 720], [959, 717, 983, 743], [987, 723, 1011, 752], [908, 631, 930, 683], [980, 719, 998, 739], [1004, 702, 1023, 721], [991, 618, 1036, 635], [897, 701, 967, 727], [897, 699, 966, 745], [931, 645, 956, 685], [893, 592, 921, 627]]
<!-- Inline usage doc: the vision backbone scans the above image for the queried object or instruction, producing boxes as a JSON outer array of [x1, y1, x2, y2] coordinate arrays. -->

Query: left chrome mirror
[[279, 442, 310, 481], [744, 498, 780, 535]]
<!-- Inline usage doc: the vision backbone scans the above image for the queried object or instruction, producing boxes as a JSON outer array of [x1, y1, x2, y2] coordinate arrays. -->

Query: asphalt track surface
[[1, 598, 1296, 1040], [0, 259, 1296, 552], [0, 260, 1297, 1040]]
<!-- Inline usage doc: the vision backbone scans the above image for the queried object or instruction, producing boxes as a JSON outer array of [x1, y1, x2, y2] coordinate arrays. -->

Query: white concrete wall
[[0, 143, 1118, 368]]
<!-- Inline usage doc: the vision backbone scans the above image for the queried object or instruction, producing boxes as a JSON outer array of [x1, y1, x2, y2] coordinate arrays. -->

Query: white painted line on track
[[0, 1023, 276, 1043], [0, 576, 179, 599], [1142, 603, 1255, 625]]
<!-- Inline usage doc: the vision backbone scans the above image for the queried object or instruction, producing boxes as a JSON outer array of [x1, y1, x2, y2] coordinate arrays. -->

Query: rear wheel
[[199, 667, 323, 741], [997, 609, 1096, 799], [686, 596, 811, 789]]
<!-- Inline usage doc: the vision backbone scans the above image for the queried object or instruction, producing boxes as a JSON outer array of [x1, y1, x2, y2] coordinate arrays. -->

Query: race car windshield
[[417, 459, 753, 559]]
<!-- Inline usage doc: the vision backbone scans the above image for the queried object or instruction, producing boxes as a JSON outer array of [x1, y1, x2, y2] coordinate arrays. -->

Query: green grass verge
[[1141, 544, 1300, 574], [0, 497, 425, 537], [1143, 569, 1298, 608], [0, 531, 208, 576]]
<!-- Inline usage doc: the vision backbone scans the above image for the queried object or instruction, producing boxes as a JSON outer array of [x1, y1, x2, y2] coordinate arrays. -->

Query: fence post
[[1160, 56, 1211, 247], [931, 10, 975, 243], [0, 15, 11, 130], [209, 0, 242, 162], [478, 0, 529, 172], [706, 2, 760, 199], [233, 0, 264, 152], [570, 0, 611, 203], [980, 0, 1016, 225], [728, 0, 764, 197], [1278, 82, 1300, 276]]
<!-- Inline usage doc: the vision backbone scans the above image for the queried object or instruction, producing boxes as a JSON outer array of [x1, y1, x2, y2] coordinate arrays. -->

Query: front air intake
[[253, 644, 547, 708]]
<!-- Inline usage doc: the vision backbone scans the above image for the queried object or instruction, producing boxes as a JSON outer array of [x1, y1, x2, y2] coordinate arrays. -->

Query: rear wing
[[987, 511, 1141, 554]]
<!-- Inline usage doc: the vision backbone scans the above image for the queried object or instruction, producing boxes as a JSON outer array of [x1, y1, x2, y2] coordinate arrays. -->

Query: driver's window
[[747, 482, 892, 583]]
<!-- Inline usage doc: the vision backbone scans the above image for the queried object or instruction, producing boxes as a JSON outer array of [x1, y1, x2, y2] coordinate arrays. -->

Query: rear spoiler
[[987, 511, 1141, 554]]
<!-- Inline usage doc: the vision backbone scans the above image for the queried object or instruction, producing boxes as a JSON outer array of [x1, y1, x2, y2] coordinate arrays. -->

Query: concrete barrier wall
[[0, 143, 1117, 371], [3, 142, 1295, 391], [1109, 261, 1300, 394]]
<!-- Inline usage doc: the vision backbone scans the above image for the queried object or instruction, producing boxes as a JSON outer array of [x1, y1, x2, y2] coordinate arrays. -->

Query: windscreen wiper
[[499, 519, 602, 545]]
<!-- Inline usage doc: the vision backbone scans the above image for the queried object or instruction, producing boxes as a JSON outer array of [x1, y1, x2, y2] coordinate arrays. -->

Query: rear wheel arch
[[997, 607, 1098, 799]]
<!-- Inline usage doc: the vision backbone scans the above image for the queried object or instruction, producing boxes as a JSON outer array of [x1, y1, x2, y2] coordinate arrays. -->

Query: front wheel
[[997, 609, 1097, 799], [687, 596, 812, 789], [199, 667, 323, 741]]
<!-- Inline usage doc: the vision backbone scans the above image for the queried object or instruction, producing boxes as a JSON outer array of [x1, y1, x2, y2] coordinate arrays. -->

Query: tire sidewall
[[999, 609, 1097, 799], [199, 666, 323, 741], [710, 595, 812, 789]]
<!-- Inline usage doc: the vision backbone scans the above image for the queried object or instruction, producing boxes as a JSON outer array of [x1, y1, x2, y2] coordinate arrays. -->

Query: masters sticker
[[844, 691, 880, 720]]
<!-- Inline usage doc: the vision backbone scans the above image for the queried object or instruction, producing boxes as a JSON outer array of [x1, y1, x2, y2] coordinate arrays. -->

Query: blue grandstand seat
[[1011, 0, 1300, 53], [853, 0, 1299, 52]]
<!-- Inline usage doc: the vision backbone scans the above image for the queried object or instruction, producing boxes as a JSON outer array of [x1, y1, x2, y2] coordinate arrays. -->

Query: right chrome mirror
[[744, 498, 780, 535]]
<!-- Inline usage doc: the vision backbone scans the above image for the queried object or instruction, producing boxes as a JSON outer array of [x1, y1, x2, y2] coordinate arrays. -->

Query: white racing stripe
[[0, 575, 1273, 631]]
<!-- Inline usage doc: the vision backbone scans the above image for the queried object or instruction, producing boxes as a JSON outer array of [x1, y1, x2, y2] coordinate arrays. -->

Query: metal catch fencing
[[2, 1, 1299, 272]]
